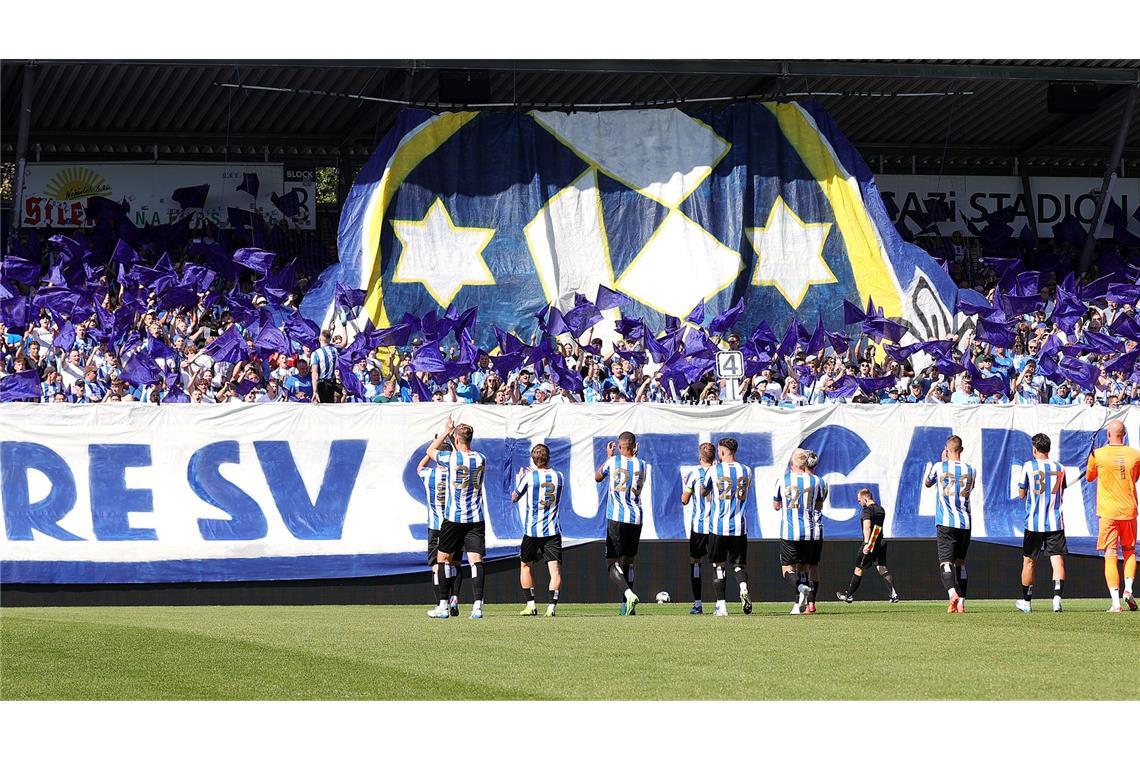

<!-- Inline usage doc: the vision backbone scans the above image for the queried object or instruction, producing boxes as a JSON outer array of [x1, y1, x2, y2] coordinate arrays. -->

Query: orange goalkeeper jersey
[[1086, 444, 1140, 520]]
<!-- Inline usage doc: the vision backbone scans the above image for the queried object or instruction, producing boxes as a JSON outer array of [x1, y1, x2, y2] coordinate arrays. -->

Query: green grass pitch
[[2, 600, 1136, 700]]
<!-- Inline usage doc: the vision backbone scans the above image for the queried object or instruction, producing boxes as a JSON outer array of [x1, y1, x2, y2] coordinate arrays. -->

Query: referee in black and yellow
[[836, 488, 900, 603]]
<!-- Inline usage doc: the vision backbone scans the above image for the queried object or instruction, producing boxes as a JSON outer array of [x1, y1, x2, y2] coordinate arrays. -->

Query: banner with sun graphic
[[304, 102, 960, 345]]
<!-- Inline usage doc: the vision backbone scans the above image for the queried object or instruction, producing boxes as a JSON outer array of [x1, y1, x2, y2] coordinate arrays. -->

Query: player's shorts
[[689, 532, 709, 559], [427, 528, 441, 566], [605, 519, 642, 559], [1096, 517, 1137, 552], [936, 525, 971, 563], [520, 534, 562, 564], [779, 539, 822, 566], [1022, 529, 1068, 559], [855, 540, 888, 569], [437, 519, 486, 557], [708, 534, 747, 565]]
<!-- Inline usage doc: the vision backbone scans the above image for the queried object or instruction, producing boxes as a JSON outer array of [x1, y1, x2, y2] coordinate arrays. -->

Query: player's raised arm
[[772, 483, 783, 511], [595, 440, 616, 482], [511, 466, 529, 503], [1017, 463, 1029, 501], [425, 416, 455, 462], [923, 462, 938, 488], [1085, 451, 1098, 482], [680, 471, 693, 506]]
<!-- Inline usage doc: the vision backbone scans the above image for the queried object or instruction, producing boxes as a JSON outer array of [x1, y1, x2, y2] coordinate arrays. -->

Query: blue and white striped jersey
[[683, 465, 715, 534], [417, 465, 449, 531], [703, 462, 752, 537], [924, 460, 975, 530], [436, 450, 487, 523], [774, 472, 828, 541], [601, 454, 647, 524], [1019, 458, 1066, 533], [311, 345, 339, 381], [513, 467, 564, 538]]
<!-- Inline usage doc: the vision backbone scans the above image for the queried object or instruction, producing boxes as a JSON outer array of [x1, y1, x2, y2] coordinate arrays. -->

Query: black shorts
[[520, 534, 562, 564], [605, 519, 642, 559], [316, 379, 338, 403], [936, 525, 971, 563], [779, 539, 822, 566], [708, 534, 748, 565], [1022, 529, 1067, 559], [855, 541, 888, 569], [427, 528, 440, 566], [689, 532, 709, 559], [437, 520, 486, 557]]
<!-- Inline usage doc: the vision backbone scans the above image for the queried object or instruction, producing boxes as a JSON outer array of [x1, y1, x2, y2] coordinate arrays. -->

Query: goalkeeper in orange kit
[[836, 488, 899, 603], [1085, 420, 1140, 612]]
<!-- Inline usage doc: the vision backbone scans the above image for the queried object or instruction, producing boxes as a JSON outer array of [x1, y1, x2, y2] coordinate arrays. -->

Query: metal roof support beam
[[404, 60, 1140, 84], [9, 63, 36, 236], [1079, 85, 1138, 275]]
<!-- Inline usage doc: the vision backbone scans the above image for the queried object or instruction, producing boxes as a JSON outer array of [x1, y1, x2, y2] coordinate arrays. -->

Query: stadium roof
[[2, 59, 1138, 173]]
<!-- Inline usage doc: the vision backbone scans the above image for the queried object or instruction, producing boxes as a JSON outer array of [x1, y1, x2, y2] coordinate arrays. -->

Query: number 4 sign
[[715, 351, 744, 380]]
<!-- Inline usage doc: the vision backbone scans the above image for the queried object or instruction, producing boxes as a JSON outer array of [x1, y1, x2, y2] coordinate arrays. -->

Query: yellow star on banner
[[745, 196, 835, 309], [391, 197, 496, 308]]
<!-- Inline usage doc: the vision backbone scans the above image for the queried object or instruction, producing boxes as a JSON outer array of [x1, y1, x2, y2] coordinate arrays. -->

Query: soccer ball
[[655, 591, 671, 604]]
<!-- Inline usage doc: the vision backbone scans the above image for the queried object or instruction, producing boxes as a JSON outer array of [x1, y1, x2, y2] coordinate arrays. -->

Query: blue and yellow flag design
[[303, 102, 959, 346]]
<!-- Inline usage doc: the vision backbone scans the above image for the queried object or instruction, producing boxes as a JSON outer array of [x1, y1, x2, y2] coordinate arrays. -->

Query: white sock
[[947, 589, 956, 600], [449, 595, 458, 606], [473, 599, 483, 611], [1110, 588, 1121, 606], [716, 600, 727, 609], [1126, 577, 1134, 595], [436, 600, 448, 610], [526, 600, 535, 609], [739, 582, 748, 594], [624, 588, 636, 602], [693, 600, 702, 607]]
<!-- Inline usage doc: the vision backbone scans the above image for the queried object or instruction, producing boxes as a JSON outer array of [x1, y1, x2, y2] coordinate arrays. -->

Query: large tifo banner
[[0, 405, 1129, 584], [18, 162, 317, 230], [303, 102, 961, 347]]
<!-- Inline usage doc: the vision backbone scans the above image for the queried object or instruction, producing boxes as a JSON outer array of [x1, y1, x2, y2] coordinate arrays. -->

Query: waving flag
[[303, 102, 960, 349]]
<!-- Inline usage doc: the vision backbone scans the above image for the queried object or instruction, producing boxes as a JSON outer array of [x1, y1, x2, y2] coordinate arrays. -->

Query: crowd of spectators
[[3, 216, 1140, 408]]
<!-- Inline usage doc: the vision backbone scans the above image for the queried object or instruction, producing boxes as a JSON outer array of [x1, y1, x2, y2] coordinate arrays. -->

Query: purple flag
[[1084, 330, 1124, 355], [973, 375, 1009, 397], [1104, 349, 1140, 375], [1058, 357, 1100, 392], [372, 322, 413, 348], [411, 339, 446, 373], [53, 320, 76, 351], [334, 281, 368, 313], [337, 354, 366, 401], [856, 376, 897, 394], [842, 299, 865, 325], [975, 317, 1017, 348], [549, 354, 583, 392], [259, 260, 296, 305], [236, 173, 260, 197], [596, 284, 631, 310], [563, 302, 603, 336], [777, 318, 800, 358], [1052, 286, 1089, 333], [1106, 283, 1140, 304], [826, 375, 859, 399], [685, 299, 705, 325], [171, 184, 210, 209], [495, 327, 527, 355], [283, 312, 321, 350], [615, 318, 645, 341], [254, 324, 292, 355], [203, 326, 251, 364], [1, 256, 41, 286], [408, 371, 433, 403], [233, 248, 277, 275], [542, 306, 570, 337], [708, 298, 745, 335], [0, 370, 41, 402], [644, 330, 672, 362], [489, 352, 525, 377], [750, 321, 778, 352], [804, 316, 825, 355], [1110, 315, 1140, 342], [825, 330, 851, 354], [863, 317, 907, 344], [120, 353, 163, 386]]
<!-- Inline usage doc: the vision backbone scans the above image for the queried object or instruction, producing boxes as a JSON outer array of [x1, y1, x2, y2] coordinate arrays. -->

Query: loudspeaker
[[439, 70, 491, 104], [1047, 82, 1100, 114]]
